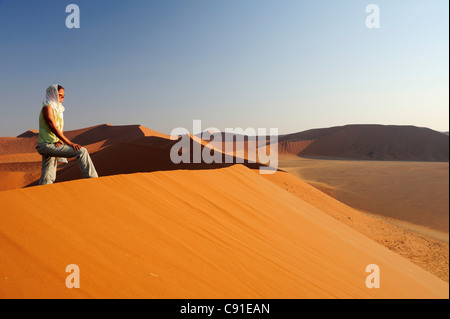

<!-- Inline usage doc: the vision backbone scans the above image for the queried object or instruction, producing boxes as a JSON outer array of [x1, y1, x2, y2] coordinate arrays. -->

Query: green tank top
[[38, 106, 59, 144]]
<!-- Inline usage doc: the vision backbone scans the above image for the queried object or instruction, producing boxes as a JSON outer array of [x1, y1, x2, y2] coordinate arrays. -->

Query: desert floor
[[274, 155, 449, 282]]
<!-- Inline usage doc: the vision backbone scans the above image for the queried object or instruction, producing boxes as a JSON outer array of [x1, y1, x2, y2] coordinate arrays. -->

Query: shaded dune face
[[0, 165, 448, 298], [52, 135, 267, 183], [0, 124, 271, 190], [26, 133, 270, 186], [277, 124, 449, 161], [0, 124, 268, 190]]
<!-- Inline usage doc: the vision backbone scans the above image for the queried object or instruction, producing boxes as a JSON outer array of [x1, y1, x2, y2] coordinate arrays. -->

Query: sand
[[0, 124, 448, 298], [262, 169, 449, 283], [0, 165, 448, 298], [278, 155, 449, 235]]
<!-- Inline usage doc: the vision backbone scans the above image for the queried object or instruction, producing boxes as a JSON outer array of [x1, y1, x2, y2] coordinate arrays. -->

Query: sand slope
[[262, 169, 449, 282], [0, 165, 447, 298], [277, 124, 449, 161]]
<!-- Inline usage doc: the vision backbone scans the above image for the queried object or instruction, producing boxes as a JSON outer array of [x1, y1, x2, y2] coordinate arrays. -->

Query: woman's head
[[57, 85, 65, 103], [44, 84, 65, 111]]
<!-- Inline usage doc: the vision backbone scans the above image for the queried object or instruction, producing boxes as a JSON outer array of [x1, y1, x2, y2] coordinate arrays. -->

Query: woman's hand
[[55, 141, 63, 147], [70, 143, 82, 151]]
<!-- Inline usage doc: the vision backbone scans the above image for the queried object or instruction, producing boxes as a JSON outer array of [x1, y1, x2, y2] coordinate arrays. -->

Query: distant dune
[[0, 134, 39, 155], [277, 124, 449, 161], [2, 123, 447, 191], [64, 123, 171, 149], [16, 129, 38, 138], [0, 165, 447, 298], [0, 124, 146, 190], [197, 124, 449, 162], [0, 124, 268, 190]]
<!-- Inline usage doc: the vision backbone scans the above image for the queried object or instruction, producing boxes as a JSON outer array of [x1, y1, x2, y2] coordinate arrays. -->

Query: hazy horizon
[[1, 0, 448, 137]]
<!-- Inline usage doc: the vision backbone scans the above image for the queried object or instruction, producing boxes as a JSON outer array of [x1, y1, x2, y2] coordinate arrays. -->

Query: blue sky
[[0, 0, 448, 136]]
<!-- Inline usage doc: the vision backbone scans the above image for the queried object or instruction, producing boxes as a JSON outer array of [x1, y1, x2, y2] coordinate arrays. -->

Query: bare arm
[[42, 105, 81, 151]]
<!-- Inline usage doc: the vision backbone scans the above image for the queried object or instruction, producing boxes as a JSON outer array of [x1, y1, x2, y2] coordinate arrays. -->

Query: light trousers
[[36, 142, 98, 185]]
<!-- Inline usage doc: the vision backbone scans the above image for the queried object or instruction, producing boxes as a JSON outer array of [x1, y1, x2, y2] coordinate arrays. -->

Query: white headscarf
[[43, 84, 65, 131]]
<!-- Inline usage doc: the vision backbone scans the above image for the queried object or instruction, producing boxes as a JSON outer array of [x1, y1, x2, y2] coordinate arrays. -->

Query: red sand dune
[[1, 124, 266, 191], [0, 136, 39, 155], [16, 129, 38, 138], [0, 124, 165, 156], [196, 132, 277, 164], [1, 124, 448, 298], [0, 162, 42, 191], [47, 134, 265, 185], [196, 124, 449, 161], [277, 124, 449, 161], [0, 164, 447, 298], [3, 123, 447, 192], [277, 139, 315, 155], [0, 124, 180, 190], [64, 124, 171, 149]]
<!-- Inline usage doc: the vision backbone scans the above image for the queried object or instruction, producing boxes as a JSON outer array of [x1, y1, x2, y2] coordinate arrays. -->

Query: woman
[[36, 84, 98, 185]]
